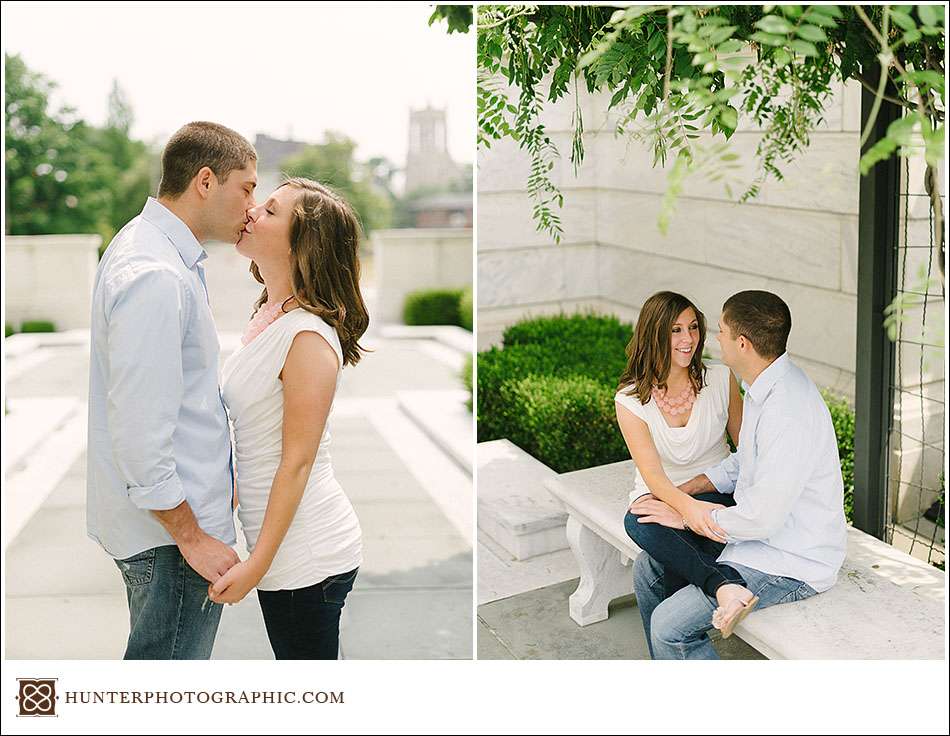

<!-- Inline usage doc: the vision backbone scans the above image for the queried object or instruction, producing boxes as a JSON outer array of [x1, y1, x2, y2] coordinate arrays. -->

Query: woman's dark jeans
[[256, 568, 358, 660], [624, 492, 744, 599]]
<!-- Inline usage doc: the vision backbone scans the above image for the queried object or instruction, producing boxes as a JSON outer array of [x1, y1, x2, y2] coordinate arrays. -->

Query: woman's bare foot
[[712, 584, 759, 638]]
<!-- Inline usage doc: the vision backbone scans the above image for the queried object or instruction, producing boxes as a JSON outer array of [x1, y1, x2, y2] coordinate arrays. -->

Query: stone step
[[379, 324, 473, 354], [477, 439, 569, 561], [4, 400, 88, 548], [397, 390, 472, 474]]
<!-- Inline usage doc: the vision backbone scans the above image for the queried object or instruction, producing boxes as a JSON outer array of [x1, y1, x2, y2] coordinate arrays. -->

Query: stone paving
[[477, 578, 763, 660], [4, 328, 473, 660], [476, 506, 762, 660]]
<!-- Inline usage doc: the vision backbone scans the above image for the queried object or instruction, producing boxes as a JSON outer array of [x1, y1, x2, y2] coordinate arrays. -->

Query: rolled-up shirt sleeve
[[712, 411, 813, 541], [705, 451, 741, 494], [105, 267, 189, 511]]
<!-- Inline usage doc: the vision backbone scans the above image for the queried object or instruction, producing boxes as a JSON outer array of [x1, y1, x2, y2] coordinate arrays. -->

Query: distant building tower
[[405, 106, 459, 194]]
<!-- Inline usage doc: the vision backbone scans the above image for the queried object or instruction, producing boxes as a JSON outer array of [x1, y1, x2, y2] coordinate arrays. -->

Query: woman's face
[[235, 185, 299, 263], [670, 307, 700, 369]]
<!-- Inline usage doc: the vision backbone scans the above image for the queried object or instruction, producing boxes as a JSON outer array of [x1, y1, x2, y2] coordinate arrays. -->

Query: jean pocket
[[321, 568, 358, 605], [115, 549, 157, 587]]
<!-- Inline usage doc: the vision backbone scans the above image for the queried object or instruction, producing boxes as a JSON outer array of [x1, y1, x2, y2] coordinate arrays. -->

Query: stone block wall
[[5, 235, 101, 331], [478, 79, 872, 397], [373, 228, 473, 324]]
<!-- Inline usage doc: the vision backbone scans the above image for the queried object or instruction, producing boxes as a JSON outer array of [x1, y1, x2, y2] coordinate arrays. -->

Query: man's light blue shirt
[[705, 353, 848, 592], [86, 197, 236, 559]]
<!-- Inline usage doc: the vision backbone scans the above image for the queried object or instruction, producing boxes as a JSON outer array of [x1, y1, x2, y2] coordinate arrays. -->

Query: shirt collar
[[141, 197, 207, 268], [744, 352, 792, 403]]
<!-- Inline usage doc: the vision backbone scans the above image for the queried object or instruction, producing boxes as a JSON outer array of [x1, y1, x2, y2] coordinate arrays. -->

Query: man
[[86, 122, 257, 659], [631, 290, 848, 660]]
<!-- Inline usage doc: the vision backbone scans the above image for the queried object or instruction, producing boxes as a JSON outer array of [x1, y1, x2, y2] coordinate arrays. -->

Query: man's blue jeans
[[114, 544, 223, 660], [632, 553, 817, 659]]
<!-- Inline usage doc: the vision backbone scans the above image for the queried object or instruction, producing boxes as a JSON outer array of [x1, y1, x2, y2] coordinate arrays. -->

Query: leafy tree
[[444, 4, 944, 276], [5, 56, 155, 245], [97, 80, 154, 240], [429, 5, 473, 34], [5, 54, 113, 239], [280, 132, 392, 233]]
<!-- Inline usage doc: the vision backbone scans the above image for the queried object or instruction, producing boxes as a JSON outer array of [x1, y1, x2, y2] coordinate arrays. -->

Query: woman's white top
[[221, 308, 362, 591], [615, 363, 732, 503]]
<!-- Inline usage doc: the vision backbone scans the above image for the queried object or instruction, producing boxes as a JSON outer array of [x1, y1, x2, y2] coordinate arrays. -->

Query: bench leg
[[566, 516, 634, 626]]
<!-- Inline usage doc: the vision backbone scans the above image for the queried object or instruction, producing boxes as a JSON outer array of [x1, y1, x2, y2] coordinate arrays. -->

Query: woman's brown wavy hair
[[250, 177, 369, 367], [617, 291, 707, 404]]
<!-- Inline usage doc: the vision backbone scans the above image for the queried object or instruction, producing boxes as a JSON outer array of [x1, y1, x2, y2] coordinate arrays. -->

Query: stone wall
[[5, 235, 101, 331], [477, 80, 867, 396], [373, 228, 473, 324]]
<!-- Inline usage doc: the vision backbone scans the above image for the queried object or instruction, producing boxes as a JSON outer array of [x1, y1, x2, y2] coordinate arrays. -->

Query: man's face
[[208, 161, 257, 243], [717, 315, 739, 368]]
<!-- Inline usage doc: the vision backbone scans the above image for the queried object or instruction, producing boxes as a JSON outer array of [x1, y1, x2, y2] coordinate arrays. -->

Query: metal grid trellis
[[884, 157, 946, 569]]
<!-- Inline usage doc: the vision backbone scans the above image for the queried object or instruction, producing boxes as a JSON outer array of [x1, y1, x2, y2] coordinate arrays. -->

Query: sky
[[2, 2, 475, 166]]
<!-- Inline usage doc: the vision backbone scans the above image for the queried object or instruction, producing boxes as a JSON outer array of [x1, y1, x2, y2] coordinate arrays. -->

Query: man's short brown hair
[[722, 290, 792, 360], [158, 122, 257, 198]]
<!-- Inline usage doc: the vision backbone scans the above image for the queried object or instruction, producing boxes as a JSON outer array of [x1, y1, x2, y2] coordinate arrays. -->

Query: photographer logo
[[17, 679, 57, 717]]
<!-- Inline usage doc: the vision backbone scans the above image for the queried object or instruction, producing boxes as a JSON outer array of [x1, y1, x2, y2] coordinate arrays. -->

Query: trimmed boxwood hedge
[[500, 374, 629, 473], [20, 320, 57, 333], [403, 288, 464, 327], [477, 313, 633, 444], [502, 312, 633, 349], [478, 312, 858, 522], [402, 287, 474, 331], [459, 286, 473, 332], [462, 352, 473, 412]]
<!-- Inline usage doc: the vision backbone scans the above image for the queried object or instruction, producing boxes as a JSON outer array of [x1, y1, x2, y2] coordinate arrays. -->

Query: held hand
[[677, 473, 714, 496], [180, 533, 240, 584], [628, 493, 655, 513], [208, 559, 262, 605], [629, 497, 685, 530], [683, 499, 728, 542]]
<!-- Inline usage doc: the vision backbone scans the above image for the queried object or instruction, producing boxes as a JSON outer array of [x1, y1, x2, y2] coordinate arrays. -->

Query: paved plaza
[[4, 324, 473, 660], [476, 536, 762, 660]]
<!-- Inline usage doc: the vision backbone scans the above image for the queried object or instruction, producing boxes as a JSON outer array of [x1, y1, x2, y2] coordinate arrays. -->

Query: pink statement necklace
[[241, 297, 293, 346], [651, 382, 696, 417]]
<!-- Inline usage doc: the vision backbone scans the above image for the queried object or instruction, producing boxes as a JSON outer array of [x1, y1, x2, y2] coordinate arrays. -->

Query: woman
[[615, 291, 756, 642], [208, 177, 368, 660]]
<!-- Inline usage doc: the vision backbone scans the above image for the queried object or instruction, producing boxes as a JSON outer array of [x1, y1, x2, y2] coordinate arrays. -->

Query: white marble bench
[[545, 460, 946, 659]]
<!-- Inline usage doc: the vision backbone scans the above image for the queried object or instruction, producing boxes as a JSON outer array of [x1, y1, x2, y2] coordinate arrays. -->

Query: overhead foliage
[[435, 4, 945, 260]]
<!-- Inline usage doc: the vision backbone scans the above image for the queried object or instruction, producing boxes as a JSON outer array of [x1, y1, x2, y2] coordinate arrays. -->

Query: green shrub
[[477, 314, 632, 442], [461, 353, 473, 412], [403, 288, 464, 326], [477, 332, 631, 442], [459, 286, 473, 332], [20, 320, 56, 333], [823, 391, 855, 523], [502, 312, 632, 349], [5, 323, 15, 338], [501, 374, 629, 473]]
